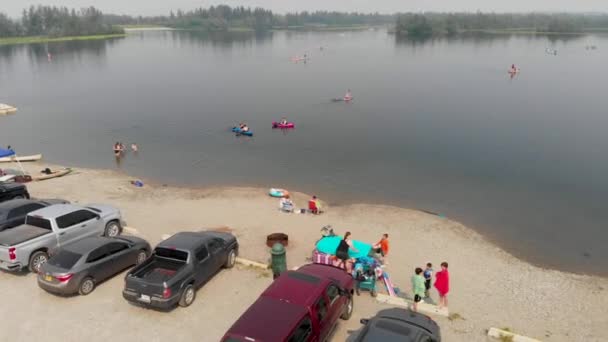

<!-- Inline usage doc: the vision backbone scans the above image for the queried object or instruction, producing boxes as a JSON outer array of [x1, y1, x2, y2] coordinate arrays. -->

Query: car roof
[[157, 231, 215, 252], [63, 237, 115, 254], [27, 204, 88, 219], [359, 308, 440, 342], [0, 199, 33, 209], [224, 296, 308, 341]]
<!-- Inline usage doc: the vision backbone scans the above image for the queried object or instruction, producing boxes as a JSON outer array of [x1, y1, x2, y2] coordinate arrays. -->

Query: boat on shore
[[0, 154, 42, 163], [0, 104, 17, 115], [32, 168, 72, 181]]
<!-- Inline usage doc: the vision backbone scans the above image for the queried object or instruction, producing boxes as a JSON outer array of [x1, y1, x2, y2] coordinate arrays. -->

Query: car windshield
[[48, 250, 82, 269], [25, 216, 52, 230]]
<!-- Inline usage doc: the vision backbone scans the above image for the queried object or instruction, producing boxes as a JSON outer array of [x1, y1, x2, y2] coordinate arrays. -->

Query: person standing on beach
[[335, 231, 358, 272], [424, 262, 433, 297], [373, 233, 389, 265], [412, 267, 426, 312], [434, 261, 450, 309]]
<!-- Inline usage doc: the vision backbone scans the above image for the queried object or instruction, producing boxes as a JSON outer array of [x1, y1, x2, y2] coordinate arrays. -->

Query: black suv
[[0, 182, 30, 204], [355, 308, 441, 342]]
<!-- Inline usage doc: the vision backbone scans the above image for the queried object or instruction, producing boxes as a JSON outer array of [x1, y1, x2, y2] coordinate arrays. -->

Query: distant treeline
[[103, 5, 395, 31], [396, 12, 608, 36], [0, 6, 123, 38]]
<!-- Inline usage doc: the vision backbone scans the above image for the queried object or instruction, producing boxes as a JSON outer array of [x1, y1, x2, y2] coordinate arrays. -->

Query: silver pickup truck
[[0, 204, 123, 273]]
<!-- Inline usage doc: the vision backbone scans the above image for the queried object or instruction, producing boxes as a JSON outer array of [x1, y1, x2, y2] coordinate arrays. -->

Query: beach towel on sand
[[315, 236, 372, 259]]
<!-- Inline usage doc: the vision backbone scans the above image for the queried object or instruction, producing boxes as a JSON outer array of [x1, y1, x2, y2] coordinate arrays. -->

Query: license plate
[[45, 275, 53, 281], [139, 294, 151, 303]]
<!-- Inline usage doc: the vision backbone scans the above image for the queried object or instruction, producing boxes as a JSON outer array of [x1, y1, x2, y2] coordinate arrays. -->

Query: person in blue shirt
[[424, 262, 433, 298]]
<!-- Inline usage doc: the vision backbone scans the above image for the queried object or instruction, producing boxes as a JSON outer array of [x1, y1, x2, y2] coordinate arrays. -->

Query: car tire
[[340, 295, 354, 320], [178, 284, 196, 307], [104, 220, 122, 237], [224, 249, 236, 268], [78, 277, 96, 296], [135, 250, 148, 265], [28, 250, 49, 273]]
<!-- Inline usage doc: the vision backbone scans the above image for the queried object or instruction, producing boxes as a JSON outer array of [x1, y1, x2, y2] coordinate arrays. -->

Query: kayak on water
[[332, 97, 354, 102], [269, 188, 289, 198], [272, 122, 295, 129], [232, 127, 253, 136]]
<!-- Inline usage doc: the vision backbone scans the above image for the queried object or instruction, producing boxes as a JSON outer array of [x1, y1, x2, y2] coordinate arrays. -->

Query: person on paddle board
[[240, 123, 249, 132], [280, 117, 288, 125], [344, 89, 352, 101]]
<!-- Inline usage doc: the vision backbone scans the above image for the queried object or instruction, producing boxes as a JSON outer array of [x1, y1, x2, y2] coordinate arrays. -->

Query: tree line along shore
[[2, 5, 608, 46]]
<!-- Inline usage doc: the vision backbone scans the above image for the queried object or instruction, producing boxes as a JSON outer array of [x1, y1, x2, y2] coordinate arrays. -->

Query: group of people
[[332, 230, 450, 312], [113, 142, 138, 157], [411, 261, 450, 312], [279, 194, 322, 214]]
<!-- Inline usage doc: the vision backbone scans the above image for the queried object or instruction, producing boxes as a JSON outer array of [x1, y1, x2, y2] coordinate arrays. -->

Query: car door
[[207, 238, 226, 272], [85, 245, 114, 281], [56, 210, 99, 246], [287, 315, 316, 342], [105, 241, 133, 272], [314, 294, 332, 341], [323, 284, 344, 332], [193, 244, 213, 286]]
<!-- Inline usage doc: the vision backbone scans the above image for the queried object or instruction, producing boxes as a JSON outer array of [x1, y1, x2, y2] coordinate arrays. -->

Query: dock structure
[[0, 103, 17, 115]]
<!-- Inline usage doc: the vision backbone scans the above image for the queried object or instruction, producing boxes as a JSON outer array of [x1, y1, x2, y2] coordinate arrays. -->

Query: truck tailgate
[[125, 257, 186, 296], [0, 225, 51, 247]]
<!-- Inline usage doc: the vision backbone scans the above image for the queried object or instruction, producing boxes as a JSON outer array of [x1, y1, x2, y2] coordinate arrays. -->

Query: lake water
[[1, 29, 607, 276]]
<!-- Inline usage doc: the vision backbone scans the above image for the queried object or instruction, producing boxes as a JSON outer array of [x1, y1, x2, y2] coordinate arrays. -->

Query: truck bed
[[131, 257, 186, 283], [0, 225, 51, 247]]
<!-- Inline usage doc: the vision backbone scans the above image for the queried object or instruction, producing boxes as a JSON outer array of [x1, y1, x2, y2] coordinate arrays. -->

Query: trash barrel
[[270, 243, 287, 279]]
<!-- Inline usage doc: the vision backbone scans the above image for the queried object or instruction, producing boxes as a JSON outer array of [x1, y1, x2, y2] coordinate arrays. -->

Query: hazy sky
[[4, 0, 608, 17]]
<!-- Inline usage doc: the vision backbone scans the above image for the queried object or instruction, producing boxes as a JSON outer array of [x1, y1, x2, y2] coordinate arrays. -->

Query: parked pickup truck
[[122, 231, 238, 310], [0, 182, 30, 203], [0, 204, 123, 273], [222, 263, 355, 342]]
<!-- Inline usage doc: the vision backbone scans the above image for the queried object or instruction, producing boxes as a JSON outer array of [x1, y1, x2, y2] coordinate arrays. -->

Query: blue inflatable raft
[[232, 127, 253, 136]]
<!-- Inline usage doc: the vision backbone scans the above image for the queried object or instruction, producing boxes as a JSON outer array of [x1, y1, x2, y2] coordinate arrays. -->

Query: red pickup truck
[[222, 263, 355, 342]]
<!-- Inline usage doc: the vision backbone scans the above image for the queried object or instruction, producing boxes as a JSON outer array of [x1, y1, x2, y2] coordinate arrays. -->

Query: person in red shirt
[[373, 233, 389, 264], [434, 261, 450, 310]]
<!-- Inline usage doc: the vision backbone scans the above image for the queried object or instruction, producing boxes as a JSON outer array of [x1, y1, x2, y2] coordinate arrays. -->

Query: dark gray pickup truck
[[122, 231, 238, 310]]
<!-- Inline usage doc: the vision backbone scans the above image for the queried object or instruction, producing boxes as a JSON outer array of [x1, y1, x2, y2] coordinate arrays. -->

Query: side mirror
[[95, 214, 101, 220], [360, 318, 369, 325]]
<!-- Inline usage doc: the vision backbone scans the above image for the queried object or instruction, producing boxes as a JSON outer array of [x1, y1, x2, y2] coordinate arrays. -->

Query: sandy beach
[[0, 162, 606, 342]]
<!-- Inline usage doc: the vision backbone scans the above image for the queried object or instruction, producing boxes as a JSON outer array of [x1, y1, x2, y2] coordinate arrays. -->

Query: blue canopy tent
[[0, 148, 26, 176]]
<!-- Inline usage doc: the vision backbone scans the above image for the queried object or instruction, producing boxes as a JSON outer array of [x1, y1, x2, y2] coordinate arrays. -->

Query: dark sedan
[[0, 198, 68, 231], [355, 308, 441, 342], [38, 236, 151, 296]]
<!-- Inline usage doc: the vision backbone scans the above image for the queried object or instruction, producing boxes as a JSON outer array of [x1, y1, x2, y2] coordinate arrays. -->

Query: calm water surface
[[1, 30, 607, 276]]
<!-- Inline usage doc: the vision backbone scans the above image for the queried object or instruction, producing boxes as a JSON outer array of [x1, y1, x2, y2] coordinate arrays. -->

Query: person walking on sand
[[373, 233, 389, 265], [434, 261, 450, 309], [424, 262, 433, 298], [412, 267, 426, 312]]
